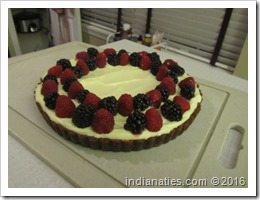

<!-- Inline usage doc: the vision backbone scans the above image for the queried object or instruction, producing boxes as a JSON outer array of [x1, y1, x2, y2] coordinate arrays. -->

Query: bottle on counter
[[142, 33, 152, 46], [120, 23, 132, 39]]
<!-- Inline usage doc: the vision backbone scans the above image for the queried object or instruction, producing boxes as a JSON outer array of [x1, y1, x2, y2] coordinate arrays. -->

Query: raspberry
[[145, 108, 163, 132], [156, 64, 168, 81], [41, 79, 58, 97], [133, 93, 150, 111], [68, 81, 84, 99], [96, 52, 107, 68], [139, 55, 152, 70], [60, 68, 77, 85], [179, 77, 195, 89], [124, 111, 146, 134], [92, 108, 115, 134], [161, 100, 182, 121], [55, 95, 76, 118], [117, 49, 127, 57], [163, 59, 178, 69], [139, 51, 148, 57], [47, 65, 63, 77], [118, 94, 133, 116], [173, 96, 190, 112], [99, 96, 118, 116], [72, 104, 94, 128], [103, 48, 116, 57], [76, 59, 89, 75], [76, 51, 89, 61], [160, 77, 176, 95], [83, 92, 100, 111], [119, 52, 129, 66], [146, 90, 162, 108]]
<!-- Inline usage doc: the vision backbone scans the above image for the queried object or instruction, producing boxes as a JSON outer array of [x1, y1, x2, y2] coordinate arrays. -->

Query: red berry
[[163, 59, 178, 69], [76, 51, 89, 61], [160, 77, 176, 95], [139, 55, 151, 70], [146, 90, 162, 108], [76, 59, 89, 75], [139, 51, 148, 57], [103, 48, 116, 57], [92, 108, 115, 134], [145, 108, 163, 132], [119, 52, 129, 66], [55, 95, 76, 118], [60, 69, 77, 85], [118, 93, 133, 116], [179, 77, 195, 89], [41, 79, 58, 97], [83, 92, 100, 111], [173, 96, 190, 112], [68, 81, 84, 99], [156, 64, 168, 81], [96, 53, 107, 68], [47, 65, 63, 77]]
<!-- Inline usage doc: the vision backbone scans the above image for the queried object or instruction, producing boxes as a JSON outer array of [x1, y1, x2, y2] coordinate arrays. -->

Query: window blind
[[217, 8, 248, 67], [81, 8, 118, 31], [150, 8, 248, 68], [80, 8, 248, 69]]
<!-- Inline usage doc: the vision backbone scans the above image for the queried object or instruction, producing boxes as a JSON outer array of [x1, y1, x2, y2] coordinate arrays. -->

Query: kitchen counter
[[7, 40, 249, 193]]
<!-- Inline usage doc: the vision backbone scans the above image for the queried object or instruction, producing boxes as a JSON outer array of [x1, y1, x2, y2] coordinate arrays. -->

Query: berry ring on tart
[[34, 47, 202, 151]]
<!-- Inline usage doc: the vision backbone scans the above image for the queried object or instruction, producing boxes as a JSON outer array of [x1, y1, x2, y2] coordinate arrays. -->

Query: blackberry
[[180, 86, 195, 100], [63, 77, 77, 92], [117, 49, 127, 57], [170, 65, 185, 76], [148, 52, 162, 76], [133, 93, 150, 111], [72, 104, 94, 128], [167, 71, 179, 84], [129, 52, 141, 67], [44, 92, 59, 109], [99, 96, 118, 115], [42, 74, 58, 84], [107, 52, 119, 66], [147, 52, 160, 61], [56, 58, 72, 70], [76, 89, 89, 103], [86, 58, 97, 71], [155, 85, 170, 102], [69, 66, 83, 78], [150, 59, 162, 76], [124, 111, 146, 134], [87, 47, 99, 58], [161, 100, 182, 121]]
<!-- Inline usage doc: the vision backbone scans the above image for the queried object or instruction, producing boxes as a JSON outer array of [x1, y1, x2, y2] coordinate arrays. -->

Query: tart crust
[[35, 90, 202, 152]]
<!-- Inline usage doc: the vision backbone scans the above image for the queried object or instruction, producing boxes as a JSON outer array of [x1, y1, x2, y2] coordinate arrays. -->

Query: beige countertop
[[7, 40, 249, 194]]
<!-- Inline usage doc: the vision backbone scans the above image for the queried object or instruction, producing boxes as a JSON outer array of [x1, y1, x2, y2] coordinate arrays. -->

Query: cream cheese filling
[[35, 61, 202, 140]]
